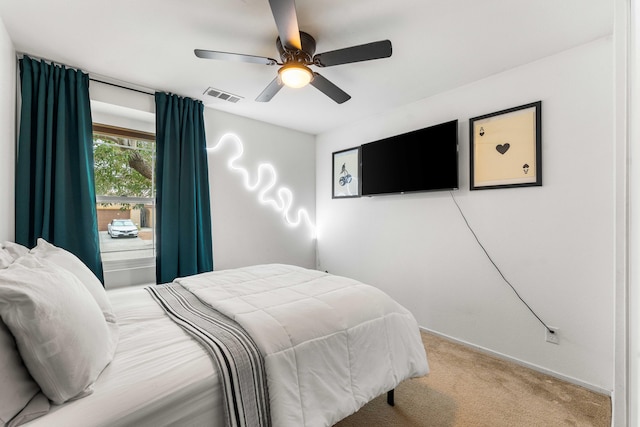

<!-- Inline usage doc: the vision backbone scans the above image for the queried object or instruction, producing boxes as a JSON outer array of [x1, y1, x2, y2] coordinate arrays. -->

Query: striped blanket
[[146, 283, 270, 427]]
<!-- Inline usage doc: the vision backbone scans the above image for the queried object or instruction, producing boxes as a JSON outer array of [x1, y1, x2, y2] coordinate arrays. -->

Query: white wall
[[316, 38, 615, 392], [0, 17, 15, 242], [613, 0, 631, 424], [204, 109, 316, 270], [627, 0, 640, 424]]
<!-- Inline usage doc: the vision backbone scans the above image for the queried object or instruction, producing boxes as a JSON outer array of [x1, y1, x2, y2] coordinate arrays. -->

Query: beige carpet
[[334, 331, 611, 427]]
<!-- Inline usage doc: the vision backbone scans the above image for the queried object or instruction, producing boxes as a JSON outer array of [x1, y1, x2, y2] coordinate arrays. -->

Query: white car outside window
[[107, 219, 139, 238]]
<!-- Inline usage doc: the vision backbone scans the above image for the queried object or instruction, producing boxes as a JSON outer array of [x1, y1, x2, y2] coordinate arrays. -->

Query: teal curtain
[[155, 92, 213, 283], [15, 56, 103, 282]]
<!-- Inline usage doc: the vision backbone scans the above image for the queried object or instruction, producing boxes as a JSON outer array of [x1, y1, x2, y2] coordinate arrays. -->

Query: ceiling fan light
[[279, 64, 313, 88]]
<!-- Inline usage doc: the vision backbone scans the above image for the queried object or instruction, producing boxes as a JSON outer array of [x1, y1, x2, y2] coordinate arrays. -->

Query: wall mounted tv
[[360, 119, 459, 196]]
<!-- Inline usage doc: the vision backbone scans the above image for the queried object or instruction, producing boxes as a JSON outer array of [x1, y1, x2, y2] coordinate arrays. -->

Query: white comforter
[[174, 264, 429, 427]]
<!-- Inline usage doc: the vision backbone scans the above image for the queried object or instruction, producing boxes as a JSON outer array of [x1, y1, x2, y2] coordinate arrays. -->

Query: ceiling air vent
[[203, 87, 243, 103]]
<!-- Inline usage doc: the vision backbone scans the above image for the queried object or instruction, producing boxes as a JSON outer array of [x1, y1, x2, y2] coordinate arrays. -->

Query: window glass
[[93, 124, 156, 262]]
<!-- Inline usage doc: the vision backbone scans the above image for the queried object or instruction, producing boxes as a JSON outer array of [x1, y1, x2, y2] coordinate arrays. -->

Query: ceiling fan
[[194, 0, 392, 104]]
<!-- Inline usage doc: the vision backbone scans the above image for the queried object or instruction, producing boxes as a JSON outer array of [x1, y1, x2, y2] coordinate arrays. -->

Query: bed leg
[[387, 389, 395, 406]]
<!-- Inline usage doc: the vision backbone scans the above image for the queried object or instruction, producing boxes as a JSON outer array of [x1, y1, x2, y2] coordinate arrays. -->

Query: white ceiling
[[0, 0, 613, 135]]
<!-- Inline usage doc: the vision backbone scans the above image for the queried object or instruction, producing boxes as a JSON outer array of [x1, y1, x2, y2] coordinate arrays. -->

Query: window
[[93, 124, 156, 262]]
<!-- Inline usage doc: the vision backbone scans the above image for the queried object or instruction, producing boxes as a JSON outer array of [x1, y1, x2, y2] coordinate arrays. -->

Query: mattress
[[23, 285, 224, 427]]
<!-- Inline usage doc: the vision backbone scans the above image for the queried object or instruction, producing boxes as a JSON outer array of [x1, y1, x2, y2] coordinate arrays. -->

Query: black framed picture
[[470, 101, 542, 190], [332, 147, 360, 198]]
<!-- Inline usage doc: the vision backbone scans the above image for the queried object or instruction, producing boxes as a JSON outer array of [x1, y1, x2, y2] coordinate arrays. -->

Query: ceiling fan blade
[[310, 73, 351, 104], [256, 76, 284, 102], [195, 49, 277, 66], [313, 40, 392, 67], [268, 0, 302, 50]]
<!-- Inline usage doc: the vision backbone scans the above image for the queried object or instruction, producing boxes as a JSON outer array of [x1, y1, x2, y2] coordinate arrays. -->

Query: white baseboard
[[419, 326, 611, 397]]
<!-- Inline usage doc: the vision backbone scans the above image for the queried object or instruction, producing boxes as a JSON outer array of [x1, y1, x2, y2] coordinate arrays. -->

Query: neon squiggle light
[[207, 133, 316, 238]]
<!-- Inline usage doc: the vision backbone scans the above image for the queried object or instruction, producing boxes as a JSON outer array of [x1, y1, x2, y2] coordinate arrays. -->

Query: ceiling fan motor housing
[[277, 31, 316, 64]]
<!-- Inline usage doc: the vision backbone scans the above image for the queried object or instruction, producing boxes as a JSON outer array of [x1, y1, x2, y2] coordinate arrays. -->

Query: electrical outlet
[[545, 327, 559, 344]]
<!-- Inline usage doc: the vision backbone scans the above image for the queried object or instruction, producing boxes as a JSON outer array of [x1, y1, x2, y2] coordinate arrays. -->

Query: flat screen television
[[360, 119, 458, 196]]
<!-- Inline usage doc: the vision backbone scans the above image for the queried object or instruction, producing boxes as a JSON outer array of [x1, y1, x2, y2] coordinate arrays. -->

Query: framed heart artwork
[[469, 101, 542, 190]]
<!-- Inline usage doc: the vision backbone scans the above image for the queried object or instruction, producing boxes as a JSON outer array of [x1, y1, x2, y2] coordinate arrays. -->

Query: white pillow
[[30, 238, 117, 324], [1, 241, 29, 260], [0, 242, 30, 270], [0, 318, 49, 425], [0, 249, 12, 269], [6, 392, 49, 427], [0, 255, 115, 404]]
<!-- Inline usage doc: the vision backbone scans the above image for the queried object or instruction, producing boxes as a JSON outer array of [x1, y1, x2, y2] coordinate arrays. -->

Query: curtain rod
[[17, 52, 158, 97], [89, 78, 154, 96]]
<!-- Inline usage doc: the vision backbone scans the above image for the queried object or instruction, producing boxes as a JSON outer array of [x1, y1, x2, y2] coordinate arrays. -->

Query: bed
[[0, 240, 429, 427]]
